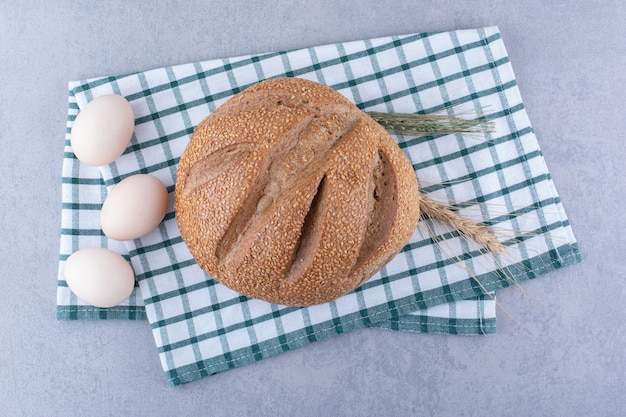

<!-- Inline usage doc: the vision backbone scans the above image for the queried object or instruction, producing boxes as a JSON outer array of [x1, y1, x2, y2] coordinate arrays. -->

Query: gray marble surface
[[1, 1, 624, 416]]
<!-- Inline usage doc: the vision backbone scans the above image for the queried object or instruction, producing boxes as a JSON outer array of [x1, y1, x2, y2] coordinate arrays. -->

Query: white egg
[[64, 248, 135, 308], [101, 174, 169, 240], [70, 94, 135, 166]]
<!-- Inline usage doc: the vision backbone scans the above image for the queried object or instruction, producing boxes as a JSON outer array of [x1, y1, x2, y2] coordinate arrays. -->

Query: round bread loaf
[[175, 77, 420, 306]]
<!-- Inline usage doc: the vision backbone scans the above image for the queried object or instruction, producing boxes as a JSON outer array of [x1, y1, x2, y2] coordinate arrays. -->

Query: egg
[[64, 248, 135, 308], [101, 174, 169, 240], [70, 94, 135, 166]]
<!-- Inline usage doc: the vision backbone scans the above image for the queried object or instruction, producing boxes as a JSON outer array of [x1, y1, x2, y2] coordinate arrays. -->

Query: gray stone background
[[1, 1, 624, 416]]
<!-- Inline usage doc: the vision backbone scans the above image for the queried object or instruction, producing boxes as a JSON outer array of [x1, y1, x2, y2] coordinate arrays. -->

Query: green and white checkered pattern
[[57, 26, 581, 385]]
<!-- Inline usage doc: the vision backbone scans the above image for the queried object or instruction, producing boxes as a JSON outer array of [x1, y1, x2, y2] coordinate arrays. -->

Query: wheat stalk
[[418, 194, 507, 255], [367, 111, 493, 136]]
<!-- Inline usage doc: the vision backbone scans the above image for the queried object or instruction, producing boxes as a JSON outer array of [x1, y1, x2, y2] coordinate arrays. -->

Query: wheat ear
[[367, 111, 493, 136], [419, 194, 507, 255]]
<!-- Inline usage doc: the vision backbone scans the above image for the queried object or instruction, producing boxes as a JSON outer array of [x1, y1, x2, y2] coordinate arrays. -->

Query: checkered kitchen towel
[[57, 26, 581, 385]]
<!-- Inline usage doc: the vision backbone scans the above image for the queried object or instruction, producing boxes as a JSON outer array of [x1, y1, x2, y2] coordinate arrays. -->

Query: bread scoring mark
[[216, 109, 360, 270], [181, 142, 256, 198], [281, 174, 328, 286], [215, 114, 314, 263], [351, 147, 399, 284]]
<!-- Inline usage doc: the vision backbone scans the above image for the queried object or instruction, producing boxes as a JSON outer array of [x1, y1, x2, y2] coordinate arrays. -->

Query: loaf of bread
[[175, 77, 420, 306]]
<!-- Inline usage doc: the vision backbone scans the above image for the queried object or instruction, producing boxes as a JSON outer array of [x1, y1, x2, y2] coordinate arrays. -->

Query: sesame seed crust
[[175, 77, 420, 306]]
